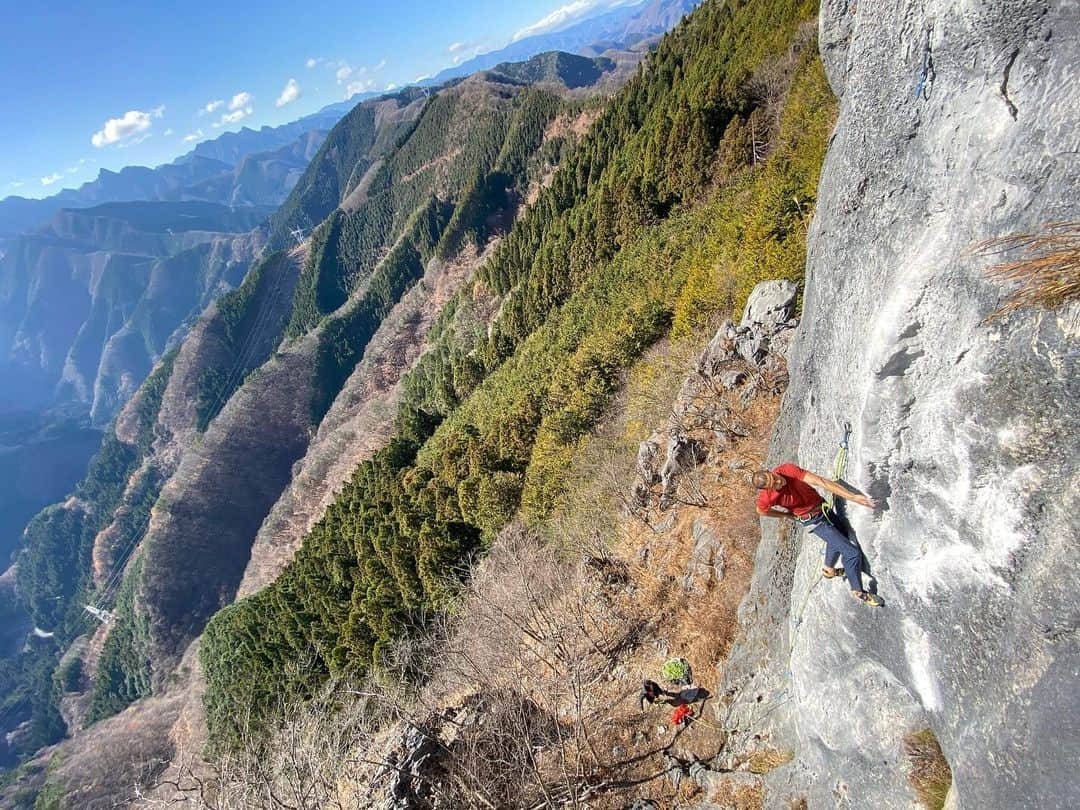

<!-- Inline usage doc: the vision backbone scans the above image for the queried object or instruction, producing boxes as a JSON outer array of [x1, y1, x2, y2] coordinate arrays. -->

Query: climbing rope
[[822, 421, 850, 512]]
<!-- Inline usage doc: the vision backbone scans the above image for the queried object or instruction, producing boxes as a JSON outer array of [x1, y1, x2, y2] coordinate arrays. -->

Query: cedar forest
[[4, 0, 835, 767]]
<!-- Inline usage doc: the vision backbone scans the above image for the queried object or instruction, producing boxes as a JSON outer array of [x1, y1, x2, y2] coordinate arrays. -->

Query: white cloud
[[385, 83, 398, 91], [214, 108, 250, 127], [345, 79, 376, 98], [228, 91, 253, 111], [163, 128, 174, 136], [512, 0, 635, 41], [151, 104, 166, 118], [91, 109, 157, 148], [199, 99, 224, 116], [7, 180, 25, 190], [336, 59, 384, 84], [305, 57, 318, 69], [40, 172, 63, 186], [209, 92, 255, 127], [66, 166, 79, 174], [414, 74, 432, 83], [447, 42, 464, 53], [276, 78, 301, 107], [183, 128, 204, 142], [118, 133, 152, 148]]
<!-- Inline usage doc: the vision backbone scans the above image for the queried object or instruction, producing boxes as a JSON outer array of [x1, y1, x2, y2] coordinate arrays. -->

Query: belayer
[[753, 463, 882, 607]]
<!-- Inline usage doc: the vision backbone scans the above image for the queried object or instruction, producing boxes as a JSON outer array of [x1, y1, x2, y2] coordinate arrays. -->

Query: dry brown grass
[[746, 747, 794, 775], [903, 728, 952, 810], [972, 221, 1080, 320]]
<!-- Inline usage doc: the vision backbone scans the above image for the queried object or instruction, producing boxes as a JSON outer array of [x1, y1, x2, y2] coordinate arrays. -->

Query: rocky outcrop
[[630, 291, 800, 519], [717, 2, 1079, 807]]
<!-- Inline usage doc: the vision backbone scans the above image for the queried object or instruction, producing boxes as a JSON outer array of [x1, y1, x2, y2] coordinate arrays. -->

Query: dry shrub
[[432, 689, 562, 809], [903, 728, 952, 810], [972, 221, 1080, 319], [429, 523, 651, 807], [133, 683, 402, 809]]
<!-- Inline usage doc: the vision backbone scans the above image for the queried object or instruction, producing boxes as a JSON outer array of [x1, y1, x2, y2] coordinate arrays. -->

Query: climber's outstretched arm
[[802, 471, 876, 509]]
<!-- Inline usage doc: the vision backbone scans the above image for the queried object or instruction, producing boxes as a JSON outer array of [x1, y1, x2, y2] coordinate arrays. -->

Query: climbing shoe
[[853, 590, 883, 607], [822, 567, 845, 579]]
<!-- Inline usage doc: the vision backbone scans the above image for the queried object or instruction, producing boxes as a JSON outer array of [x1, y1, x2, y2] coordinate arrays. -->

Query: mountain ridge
[[422, 0, 700, 85]]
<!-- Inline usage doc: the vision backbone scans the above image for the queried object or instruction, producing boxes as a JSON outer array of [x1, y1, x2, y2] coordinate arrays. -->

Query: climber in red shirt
[[753, 463, 882, 607]]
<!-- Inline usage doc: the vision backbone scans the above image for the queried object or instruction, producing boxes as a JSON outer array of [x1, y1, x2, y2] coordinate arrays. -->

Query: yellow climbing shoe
[[853, 590, 883, 607]]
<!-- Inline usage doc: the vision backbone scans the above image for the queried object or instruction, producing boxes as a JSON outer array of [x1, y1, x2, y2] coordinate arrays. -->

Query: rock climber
[[752, 463, 882, 607]]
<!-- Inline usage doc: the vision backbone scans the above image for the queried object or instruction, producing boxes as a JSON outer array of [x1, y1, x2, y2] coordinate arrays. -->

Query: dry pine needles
[[972, 221, 1080, 320]]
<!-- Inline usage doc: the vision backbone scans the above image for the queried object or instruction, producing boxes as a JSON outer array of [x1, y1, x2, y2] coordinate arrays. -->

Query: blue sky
[[0, 0, 638, 198]]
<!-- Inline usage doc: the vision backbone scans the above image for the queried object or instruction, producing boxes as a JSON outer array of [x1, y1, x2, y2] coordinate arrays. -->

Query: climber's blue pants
[[801, 513, 863, 592]]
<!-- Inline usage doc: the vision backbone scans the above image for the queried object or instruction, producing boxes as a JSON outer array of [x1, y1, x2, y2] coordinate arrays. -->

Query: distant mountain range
[[0, 109, 344, 242], [422, 0, 700, 85], [0, 0, 700, 245], [0, 0, 704, 425], [0, 201, 266, 422]]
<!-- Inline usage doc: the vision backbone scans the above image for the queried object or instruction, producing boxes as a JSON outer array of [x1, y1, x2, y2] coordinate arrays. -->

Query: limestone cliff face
[[719, 1, 1079, 807]]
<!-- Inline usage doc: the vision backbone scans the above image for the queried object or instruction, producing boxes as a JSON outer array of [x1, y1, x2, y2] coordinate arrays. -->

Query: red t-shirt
[[756, 463, 823, 517]]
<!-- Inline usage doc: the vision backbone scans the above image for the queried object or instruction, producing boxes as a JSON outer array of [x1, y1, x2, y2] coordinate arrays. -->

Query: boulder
[[740, 280, 798, 331], [637, 433, 664, 484], [660, 433, 707, 499], [734, 331, 768, 366], [682, 519, 725, 593]]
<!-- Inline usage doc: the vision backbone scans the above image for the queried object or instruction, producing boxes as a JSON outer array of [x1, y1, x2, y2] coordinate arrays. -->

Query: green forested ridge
[[203, 0, 832, 753], [86, 554, 152, 723], [194, 252, 288, 432], [487, 51, 615, 89], [284, 81, 557, 340], [287, 79, 574, 426], [266, 88, 427, 249], [5, 352, 178, 750], [310, 196, 449, 422]]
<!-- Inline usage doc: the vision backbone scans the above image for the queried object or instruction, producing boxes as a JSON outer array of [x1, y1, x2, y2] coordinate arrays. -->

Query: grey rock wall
[[719, 1, 1079, 808]]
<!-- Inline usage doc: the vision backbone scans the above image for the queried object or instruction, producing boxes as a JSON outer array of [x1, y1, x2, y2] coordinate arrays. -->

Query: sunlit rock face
[[718, 1, 1080, 807]]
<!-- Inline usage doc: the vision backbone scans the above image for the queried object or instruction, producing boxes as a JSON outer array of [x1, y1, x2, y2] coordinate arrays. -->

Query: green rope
[[822, 421, 851, 512]]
